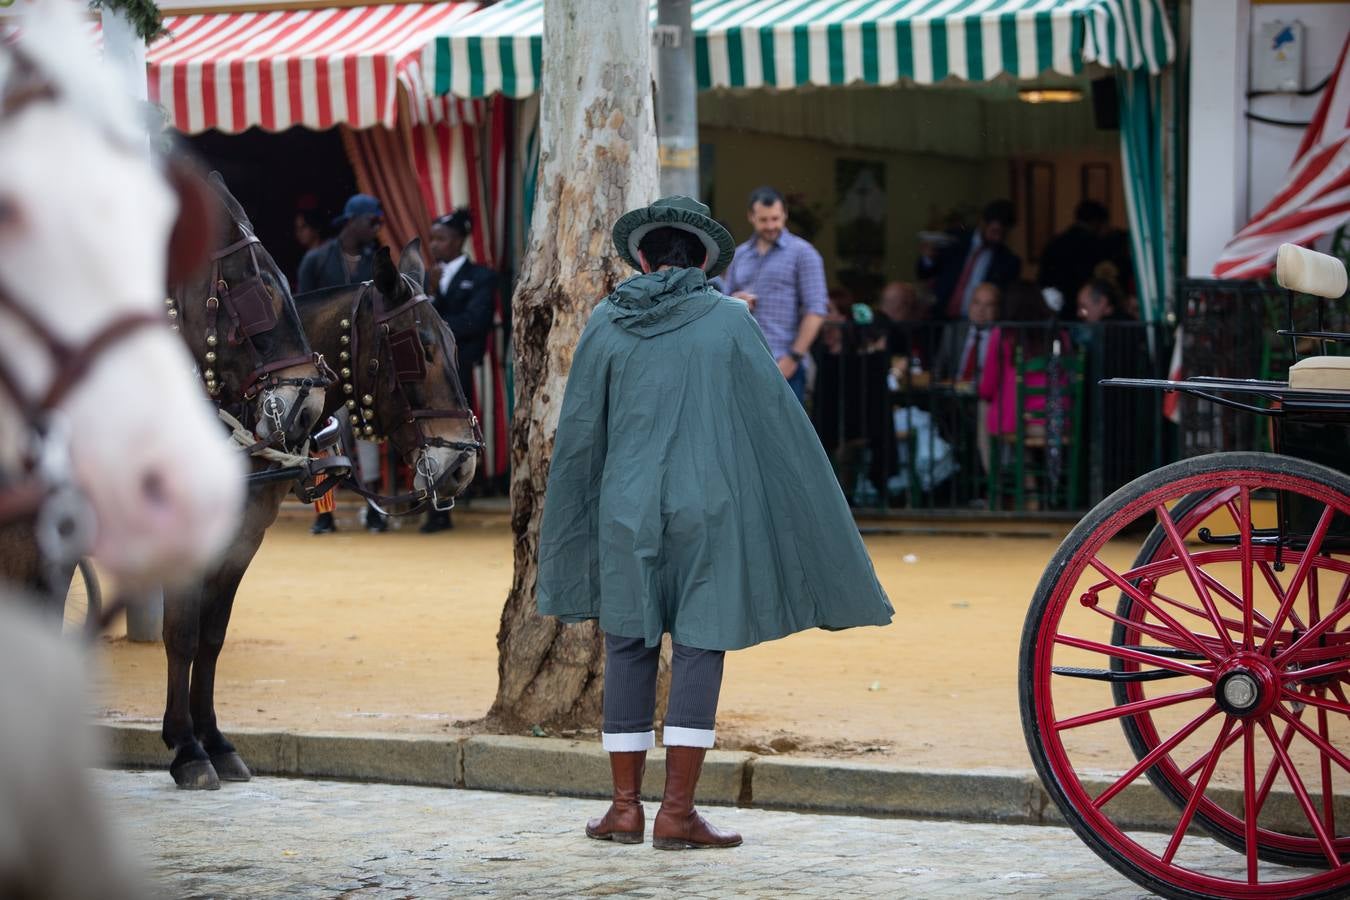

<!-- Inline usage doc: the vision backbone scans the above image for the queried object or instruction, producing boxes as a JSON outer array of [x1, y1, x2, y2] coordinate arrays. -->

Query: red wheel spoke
[[1149, 583, 1268, 647], [1154, 503, 1237, 654], [1084, 601, 1225, 658], [1240, 488, 1255, 649], [1286, 657, 1350, 682], [1277, 576, 1350, 666], [1258, 561, 1310, 632], [1088, 557, 1221, 663], [1195, 571, 1275, 636], [1243, 722, 1259, 885], [1162, 717, 1236, 865], [1262, 506, 1335, 653], [1319, 701, 1336, 835], [1259, 715, 1343, 867], [1182, 724, 1242, 780], [1330, 682, 1350, 728], [1255, 714, 1301, 813], [1054, 634, 1212, 678], [1282, 686, 1350, 720], [1055, 686, 1211, 732], [1272, 701, 1350, 775], [1094, 704, 1219, 809]]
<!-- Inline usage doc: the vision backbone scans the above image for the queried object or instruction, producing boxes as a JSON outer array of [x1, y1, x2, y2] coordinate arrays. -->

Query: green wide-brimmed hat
[[612, 195, 736, 278]]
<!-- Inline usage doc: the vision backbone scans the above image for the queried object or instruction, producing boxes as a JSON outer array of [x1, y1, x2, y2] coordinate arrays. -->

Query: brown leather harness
[[339, 274, 484, 512], [168, 231, 336, 452]]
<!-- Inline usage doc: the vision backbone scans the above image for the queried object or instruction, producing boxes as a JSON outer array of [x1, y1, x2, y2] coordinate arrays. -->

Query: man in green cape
[[537, 196, 893, 850]]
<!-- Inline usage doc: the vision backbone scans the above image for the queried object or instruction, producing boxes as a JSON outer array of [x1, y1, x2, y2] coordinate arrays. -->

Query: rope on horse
[[217, 408, 310, 468]]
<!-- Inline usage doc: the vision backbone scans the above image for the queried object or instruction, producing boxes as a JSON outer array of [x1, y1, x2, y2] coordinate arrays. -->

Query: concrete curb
[[95, 724, 1328, 833]]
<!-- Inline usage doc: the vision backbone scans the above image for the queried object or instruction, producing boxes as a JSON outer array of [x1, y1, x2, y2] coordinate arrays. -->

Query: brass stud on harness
[[339, 351, 350, 362], [166, 308, 178, 320], [206, 334, 218, 348], [340, 367, 351, 379], [362, 394, 374, 406], [345, 399, 356, 410], [203, 369, 215, 382], [343, 383, 353, 395], [362, 425, 374, 437], [340, 334, 350, 345], [340, 319, 351, 329], [349, 414, 359, 426], [164, 297, 176, 307], [205, 351, 217, 364]]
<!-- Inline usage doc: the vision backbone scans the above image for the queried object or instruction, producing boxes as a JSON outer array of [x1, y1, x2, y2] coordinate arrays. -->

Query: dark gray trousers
[[602, 634, 725, 748]]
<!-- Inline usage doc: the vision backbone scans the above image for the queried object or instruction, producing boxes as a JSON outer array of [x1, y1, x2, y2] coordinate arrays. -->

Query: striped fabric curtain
[[1117, 68, 1168, 324], [340, 123, 434, 258]]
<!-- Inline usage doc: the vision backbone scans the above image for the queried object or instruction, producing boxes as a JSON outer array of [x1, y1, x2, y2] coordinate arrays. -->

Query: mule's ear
[[373, 245, 399, 296], [399, 238, 425, 287], [207, 170, 253, 233], [166, 159, 223, 285]]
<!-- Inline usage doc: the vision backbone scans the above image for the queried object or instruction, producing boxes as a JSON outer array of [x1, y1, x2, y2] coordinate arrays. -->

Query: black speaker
[[1090, 77, 1119, 131]]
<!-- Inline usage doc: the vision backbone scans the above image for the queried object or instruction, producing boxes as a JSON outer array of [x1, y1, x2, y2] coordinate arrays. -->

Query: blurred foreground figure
[[0, 602, 143, 899]]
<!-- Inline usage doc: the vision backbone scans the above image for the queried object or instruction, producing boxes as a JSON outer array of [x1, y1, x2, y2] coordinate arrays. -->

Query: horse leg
[[161, 582, 218, 789], [188, 484, 281, 783], [190, 565, 251, 781]]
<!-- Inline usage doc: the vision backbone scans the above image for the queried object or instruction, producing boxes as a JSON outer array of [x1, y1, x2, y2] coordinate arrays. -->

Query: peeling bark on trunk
[[489, 0, 661, 732]]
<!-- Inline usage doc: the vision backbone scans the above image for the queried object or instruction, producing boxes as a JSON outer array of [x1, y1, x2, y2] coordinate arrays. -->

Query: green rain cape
[[537, 266, 893, 651]]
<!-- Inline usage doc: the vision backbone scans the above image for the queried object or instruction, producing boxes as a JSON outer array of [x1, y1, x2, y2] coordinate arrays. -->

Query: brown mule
[[652, 746, 742, 850], [586, 750, 646, 844]]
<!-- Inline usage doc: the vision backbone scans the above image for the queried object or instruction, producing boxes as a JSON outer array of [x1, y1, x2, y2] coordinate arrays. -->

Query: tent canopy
[[424, 0, 1175, 100], [148, 2, 481, 134]]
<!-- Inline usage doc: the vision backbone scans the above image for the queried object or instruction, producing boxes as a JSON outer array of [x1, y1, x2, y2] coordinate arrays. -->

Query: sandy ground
[[90, 503, 1122, 770]]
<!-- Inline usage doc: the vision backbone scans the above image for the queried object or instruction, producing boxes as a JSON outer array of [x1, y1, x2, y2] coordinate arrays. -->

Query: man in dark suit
[[1038, 200, 1112, 319], [422, 209, 497, 533], [920, 199, 1021, 321]]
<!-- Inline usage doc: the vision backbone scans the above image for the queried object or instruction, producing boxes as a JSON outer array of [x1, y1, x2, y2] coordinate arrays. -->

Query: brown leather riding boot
[[585, 751, 646, 844], [652, 746, 742, 850]]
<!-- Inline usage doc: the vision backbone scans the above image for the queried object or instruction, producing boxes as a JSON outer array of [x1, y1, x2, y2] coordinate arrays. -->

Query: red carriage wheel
[[1022, 452, 1350, 899]]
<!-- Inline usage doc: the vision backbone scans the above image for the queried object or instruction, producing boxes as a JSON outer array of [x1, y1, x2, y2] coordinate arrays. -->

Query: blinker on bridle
[[166, 231, 336, 447], [338, 272, 484, 512]]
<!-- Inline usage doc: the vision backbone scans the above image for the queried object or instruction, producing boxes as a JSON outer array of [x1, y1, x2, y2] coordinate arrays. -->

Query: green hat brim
[[612, 205, 736, 278]]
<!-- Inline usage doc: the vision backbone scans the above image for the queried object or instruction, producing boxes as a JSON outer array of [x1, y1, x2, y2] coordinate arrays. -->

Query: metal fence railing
[[809, 319, 1177, 517]]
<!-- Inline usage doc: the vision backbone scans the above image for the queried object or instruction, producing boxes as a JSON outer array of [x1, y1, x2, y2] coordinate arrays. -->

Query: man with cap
[[298, 193, 389, 534], [537, 196, 893, 850], [421, 209, 498, 534], [298, 193, 384, 294]]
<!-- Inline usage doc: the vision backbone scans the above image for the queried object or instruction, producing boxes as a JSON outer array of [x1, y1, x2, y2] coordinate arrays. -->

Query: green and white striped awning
[[426, 0, 1175, 99]]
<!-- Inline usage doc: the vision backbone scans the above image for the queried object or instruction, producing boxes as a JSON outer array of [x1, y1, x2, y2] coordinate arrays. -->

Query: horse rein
[[338, 274, 484, 512], [168, 232, 335, 451]]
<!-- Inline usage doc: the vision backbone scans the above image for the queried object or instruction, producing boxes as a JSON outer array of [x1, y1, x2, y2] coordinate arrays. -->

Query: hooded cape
[[537, 267, 893, 651]]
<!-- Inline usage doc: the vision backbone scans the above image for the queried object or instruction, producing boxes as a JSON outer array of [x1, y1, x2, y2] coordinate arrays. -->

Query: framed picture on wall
[[1081, 162, 1111, 209], [1024, 161, 1056, 263], [835, 158, 886, 300]]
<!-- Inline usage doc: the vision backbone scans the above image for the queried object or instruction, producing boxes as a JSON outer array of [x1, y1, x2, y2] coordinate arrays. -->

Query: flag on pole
[[1214, 35, 1350, 280]]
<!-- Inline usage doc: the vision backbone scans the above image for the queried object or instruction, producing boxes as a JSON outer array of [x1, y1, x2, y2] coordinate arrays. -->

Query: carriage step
[[1051, 666, 1185, 682]]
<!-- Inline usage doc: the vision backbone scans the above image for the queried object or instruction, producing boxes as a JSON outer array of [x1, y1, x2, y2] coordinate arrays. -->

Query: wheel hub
[[1214, 654, 1281, 719]]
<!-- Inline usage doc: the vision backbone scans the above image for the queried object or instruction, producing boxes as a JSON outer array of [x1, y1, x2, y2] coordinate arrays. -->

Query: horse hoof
[[210, 751, 252, 782], [171, 759, 220, 791]]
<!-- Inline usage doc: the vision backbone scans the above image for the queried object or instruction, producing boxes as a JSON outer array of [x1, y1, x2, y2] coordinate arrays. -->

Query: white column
[[1186, 0, 1250, 277]]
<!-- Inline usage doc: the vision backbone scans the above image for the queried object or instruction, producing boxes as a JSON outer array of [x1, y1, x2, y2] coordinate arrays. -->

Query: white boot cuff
[[662, 726, 715, 748], [602, 730, 656, 752]]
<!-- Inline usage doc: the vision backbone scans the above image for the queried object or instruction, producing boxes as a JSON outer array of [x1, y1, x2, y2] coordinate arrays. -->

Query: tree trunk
[[489, 0, 660, 732]]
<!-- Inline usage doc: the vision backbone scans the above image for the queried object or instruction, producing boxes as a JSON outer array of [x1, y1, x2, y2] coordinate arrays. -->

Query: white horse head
[[0, 0, 243, 588]]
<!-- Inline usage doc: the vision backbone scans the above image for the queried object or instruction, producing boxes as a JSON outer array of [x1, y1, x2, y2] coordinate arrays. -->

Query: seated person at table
[[875, 281, 929, 368], [935, 282, 999, 385], [978, 281, 1072, 446]]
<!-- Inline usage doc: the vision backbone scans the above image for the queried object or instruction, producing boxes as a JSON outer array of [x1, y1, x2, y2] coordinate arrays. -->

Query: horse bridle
[[338, 274, 484, 512], [0, 50, 169, 565], [167, 232, 335, 449]]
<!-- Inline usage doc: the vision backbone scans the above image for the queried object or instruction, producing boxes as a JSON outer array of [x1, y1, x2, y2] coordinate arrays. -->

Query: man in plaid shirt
[[721, 187, 829, 404]]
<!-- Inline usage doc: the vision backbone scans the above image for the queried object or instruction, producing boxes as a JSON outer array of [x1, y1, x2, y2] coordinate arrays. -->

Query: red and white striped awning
[[1214, 35, 1350, 280], [147, 3, 482, 135]]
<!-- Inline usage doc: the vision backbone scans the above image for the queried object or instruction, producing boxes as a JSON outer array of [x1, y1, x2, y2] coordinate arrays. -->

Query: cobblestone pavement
[[97, 770, 1166, 898]]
